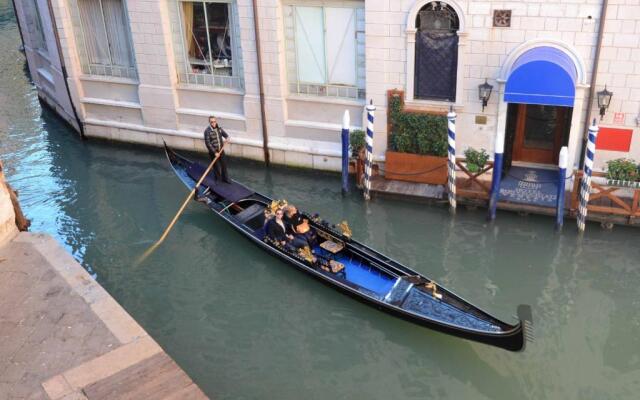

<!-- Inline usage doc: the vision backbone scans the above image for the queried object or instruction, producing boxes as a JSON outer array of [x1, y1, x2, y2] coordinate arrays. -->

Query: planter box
[[384, 151, 448, 185]]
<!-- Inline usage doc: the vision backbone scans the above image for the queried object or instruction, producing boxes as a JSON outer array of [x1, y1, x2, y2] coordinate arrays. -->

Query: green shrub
[[388, 96, 448, 157], [606, 158, 639, 182], [464, 148, 490, 173], [349, 129, 365, 157]]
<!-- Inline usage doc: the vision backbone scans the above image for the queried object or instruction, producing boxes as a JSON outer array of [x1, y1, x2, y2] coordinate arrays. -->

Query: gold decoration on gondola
[[265, 199, 288, 218], [337, 221, 352, 238], [425, 281, 443, 300], [298, 246, 315, 263]]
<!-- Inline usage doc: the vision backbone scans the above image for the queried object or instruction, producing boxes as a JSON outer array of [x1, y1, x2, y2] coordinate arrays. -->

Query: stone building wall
[[14, 0, 640, 172]]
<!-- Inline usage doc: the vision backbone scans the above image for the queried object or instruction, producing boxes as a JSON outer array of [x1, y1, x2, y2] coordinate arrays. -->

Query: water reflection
[[2, 1, 640, 398]]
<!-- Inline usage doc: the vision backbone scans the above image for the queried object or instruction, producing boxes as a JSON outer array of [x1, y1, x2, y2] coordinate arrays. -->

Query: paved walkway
[[0, 233, 208, 399]]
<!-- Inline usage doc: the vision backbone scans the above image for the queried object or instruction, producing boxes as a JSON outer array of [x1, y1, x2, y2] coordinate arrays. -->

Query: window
[[414, 1, 459, 101], [76, 0, 136, 79], [284, 4, 365, 100], [24, 0, 47, 51], [177, 0, 243, 90]]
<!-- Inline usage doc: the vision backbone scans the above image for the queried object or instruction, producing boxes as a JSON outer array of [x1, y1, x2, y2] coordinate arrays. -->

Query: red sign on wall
[[613, 112, 625, 125], [596, 127, 633, 152]]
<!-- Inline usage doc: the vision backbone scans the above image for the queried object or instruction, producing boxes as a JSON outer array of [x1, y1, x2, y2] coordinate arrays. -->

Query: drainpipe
[[45, 0, 86, 139], [251, 0, 270, 165], [579, 0, 608, 168]]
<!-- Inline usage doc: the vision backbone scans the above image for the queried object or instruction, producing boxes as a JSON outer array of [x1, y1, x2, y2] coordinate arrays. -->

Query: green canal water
[[2, 3, 640, 399]]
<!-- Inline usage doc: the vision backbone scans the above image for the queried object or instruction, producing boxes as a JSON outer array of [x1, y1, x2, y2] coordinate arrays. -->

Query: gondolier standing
[[204, 115, 230, 183]]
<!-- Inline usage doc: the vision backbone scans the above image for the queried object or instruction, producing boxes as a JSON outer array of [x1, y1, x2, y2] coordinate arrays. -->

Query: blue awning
[[504, 47, 577, 107]]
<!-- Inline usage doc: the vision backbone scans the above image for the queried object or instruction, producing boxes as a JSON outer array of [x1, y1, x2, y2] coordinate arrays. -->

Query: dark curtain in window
[[415, 31, 458, 101]]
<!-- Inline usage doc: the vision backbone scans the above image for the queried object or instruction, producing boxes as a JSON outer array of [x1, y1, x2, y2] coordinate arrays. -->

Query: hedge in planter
[[385, 96, 449, 184], [388, 96, 448, 156]]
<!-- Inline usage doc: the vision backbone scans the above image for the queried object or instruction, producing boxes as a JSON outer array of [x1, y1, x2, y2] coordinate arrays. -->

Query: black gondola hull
[[163, 145, 531, 352]]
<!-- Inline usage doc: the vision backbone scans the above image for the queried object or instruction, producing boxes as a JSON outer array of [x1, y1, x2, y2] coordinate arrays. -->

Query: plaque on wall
[[493, 10, 512, 27]]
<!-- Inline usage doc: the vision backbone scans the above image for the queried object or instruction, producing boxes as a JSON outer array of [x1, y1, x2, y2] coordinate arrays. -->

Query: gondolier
[[204, 115, 230, 183]]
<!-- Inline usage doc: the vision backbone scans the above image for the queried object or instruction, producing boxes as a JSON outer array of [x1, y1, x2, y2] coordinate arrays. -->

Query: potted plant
[[349, 129, 365, 157], [349, 129, 366, 186], [606, 158, 640, 188], [464, 148, 490, 173], [384, 93, 449, 184]]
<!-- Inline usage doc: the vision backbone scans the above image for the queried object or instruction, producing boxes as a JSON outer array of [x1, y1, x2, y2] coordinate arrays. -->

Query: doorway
[[505, 103, 571, 166]]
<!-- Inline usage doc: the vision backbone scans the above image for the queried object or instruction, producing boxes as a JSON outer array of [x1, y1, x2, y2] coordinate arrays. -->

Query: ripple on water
[[1, 2, 640, 398]]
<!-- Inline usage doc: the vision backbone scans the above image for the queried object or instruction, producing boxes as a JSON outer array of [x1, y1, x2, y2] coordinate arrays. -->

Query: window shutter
[[325, 7, 356, 86], [101, 0, 134, 68], [415, 31, 458, 101], [78, 0, 111, 65], [294, 6, 326, 84]]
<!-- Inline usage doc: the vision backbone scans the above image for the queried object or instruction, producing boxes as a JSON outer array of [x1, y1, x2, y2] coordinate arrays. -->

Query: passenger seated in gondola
[[266, 208, 306, 249], [265, 208, 286, 246], [284, 205, 318, 247]]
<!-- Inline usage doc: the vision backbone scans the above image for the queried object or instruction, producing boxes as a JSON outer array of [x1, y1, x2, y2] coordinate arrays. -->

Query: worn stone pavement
[[0, 233, 208, 399]]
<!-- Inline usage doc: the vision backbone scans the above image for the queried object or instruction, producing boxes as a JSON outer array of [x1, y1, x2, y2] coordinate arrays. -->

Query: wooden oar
[[136, 142, 227, 265]]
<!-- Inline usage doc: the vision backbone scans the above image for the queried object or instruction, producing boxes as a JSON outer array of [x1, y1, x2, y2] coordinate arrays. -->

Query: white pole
[[447, 109, 457, 211], [555, 146, 568, 230], [364, 101, 375, 201], [577, 120, 599, 232]]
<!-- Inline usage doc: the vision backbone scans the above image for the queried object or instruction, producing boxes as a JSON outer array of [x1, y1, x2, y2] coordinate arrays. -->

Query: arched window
[[414, 2, 459, 101]]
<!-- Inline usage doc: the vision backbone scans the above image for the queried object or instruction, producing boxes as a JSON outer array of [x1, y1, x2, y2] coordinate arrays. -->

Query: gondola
[[164, 144, 532, 352]]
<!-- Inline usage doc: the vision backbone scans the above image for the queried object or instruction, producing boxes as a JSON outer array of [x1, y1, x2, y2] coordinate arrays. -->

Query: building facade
[[13, 0, 640, 173]]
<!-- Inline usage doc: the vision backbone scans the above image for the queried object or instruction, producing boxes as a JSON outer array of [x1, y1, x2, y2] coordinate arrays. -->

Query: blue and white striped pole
[[577, 120, 599, 232], [555, 146, 568, 231], [341, 110, 350, 194], [447, 109, 457, 211], [488, 128, 505, 220], [364, 101, 375, 201]]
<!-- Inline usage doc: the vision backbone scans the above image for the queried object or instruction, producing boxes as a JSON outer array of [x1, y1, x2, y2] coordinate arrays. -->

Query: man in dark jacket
[[204, 115, 230, 183]]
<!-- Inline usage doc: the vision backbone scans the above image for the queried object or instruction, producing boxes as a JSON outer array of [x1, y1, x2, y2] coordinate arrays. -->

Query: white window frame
[[72, 0, 137, 80], [283, 2, 365, 100], [405, 0, 466, 108], [175, 0, 244, 90]]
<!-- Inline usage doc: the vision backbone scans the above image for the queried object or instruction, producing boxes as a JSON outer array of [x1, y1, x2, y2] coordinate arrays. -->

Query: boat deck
[[314, 245, 396, 298]]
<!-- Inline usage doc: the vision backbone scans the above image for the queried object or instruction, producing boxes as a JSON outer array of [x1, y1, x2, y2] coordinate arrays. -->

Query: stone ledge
[[2, 233, 208, 399]]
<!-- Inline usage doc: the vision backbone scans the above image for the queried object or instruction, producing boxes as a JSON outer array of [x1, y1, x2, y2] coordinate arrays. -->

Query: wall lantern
[[478, 79, 493, 111], [597, 86, 613, 120]]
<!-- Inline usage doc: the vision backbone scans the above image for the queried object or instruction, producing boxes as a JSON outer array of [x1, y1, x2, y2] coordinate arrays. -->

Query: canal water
[[2, 4, 640, 399]]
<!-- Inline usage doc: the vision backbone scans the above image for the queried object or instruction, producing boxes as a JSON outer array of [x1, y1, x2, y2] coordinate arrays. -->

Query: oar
[[136, 142, 227, 265]]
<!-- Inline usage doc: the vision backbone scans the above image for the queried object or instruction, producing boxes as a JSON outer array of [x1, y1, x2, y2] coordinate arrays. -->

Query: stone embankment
[[0, 160, 26, 245], [0, 161, 208, 399]]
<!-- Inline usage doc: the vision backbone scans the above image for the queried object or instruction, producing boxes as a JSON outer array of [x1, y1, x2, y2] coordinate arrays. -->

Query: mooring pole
[[341, 110, 350, 194], [364, 101, 375, 201], [488, 129, 505, 220], [577, 120, 599, 232], [447, 108, 457, 212], [555, 146, 568, 231]]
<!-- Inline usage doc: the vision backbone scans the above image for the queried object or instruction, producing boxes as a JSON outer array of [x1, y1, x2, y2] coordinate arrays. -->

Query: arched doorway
[[503, 46, 578, 167]]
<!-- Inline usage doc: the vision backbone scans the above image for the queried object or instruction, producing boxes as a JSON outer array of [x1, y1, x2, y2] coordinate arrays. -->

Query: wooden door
[[513, 104, 568, 164]]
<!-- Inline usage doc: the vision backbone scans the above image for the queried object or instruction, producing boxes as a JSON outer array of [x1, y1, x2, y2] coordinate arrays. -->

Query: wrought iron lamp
[[597, 86, 613, 120], [478, 79, 493, 112]]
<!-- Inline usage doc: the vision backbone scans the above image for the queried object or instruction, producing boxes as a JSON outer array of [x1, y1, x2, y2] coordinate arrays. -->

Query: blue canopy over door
[[504, 47, 577, 107]]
